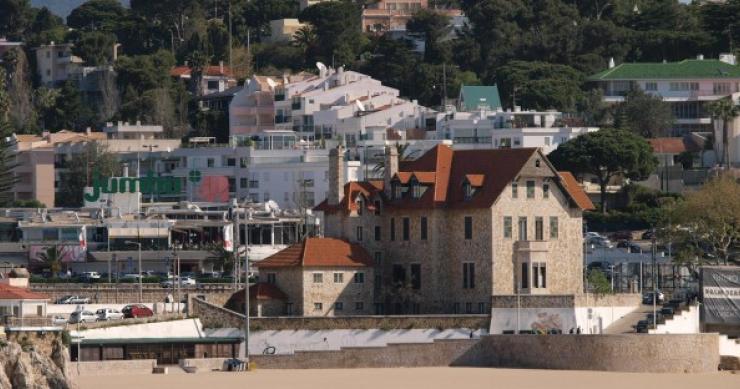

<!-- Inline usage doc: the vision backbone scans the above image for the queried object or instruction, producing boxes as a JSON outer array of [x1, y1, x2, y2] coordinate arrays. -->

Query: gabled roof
[[316, 145, 593, 212], [459, 85, 502, 111], [170, 65, 234, 78], [588, 60, 740, 81], [648, 137, 702, 154], [558, 172, 596, 211], [256, 238, 372, 268], [0, 284, 49, 300]]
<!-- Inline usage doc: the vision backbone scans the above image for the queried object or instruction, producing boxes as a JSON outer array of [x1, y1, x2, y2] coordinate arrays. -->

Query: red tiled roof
[[256, 238, 372, 268], [170, 65, 234, 78], [648, 137, 701, 154], [558, 172, 596, 211], [250, 283, 287, 301], [316, 145, 594, 212], [0, 284, 49, 300]]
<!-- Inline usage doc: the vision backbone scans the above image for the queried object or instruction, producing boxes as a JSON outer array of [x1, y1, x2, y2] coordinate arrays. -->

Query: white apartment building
[[229, 67, 426, 143], [589, 54, 740, 135], [432, 108, 599, 154], [33, 42, 83, 86], [164, 140, 360, 209]]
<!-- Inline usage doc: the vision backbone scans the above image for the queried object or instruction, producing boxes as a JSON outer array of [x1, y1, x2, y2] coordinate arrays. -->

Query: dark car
[[641, 230, 655, 240], [610, 231, 633, 241], [122, 304, 154, 319]]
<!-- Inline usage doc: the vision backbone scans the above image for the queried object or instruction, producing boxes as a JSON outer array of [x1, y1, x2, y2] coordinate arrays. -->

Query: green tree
[[206, 245, 235, 275], [615, 88, 674, 138], [587, 269, 612, 295], [299, 1, 365, 66], [0, 138, 19, 207], [241, 0, 300, 39], [670, 175, 740, 266], [33, 87, 61, 131], [71, 31, 118, 66], [548, 128, 657, 214], [406, 9, 451, 64], [38, 246, 63, 275], [0, 0, 32, 40], [707, 97, 740, 169], [67, 0, 128, 32], [56, 143, 120, 207], [496, 60, 584, 111]]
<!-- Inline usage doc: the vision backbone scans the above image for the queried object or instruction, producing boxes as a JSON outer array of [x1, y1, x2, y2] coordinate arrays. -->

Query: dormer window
[[535, 159, 541, 168], [392, 181, 402, 200], [356, 198, 363, 215], [463, 181, 473, 200], [410, 177, 421, 199]]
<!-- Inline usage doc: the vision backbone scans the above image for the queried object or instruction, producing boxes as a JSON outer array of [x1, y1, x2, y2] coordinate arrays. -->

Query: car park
[[122, 304, 154, 319], [95, 308, 124, 321], [69, 310, 96, 324]]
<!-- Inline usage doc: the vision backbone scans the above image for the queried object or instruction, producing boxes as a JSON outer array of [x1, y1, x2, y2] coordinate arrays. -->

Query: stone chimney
[[384, 146, 399, 197], [328, 145, 345, 206]]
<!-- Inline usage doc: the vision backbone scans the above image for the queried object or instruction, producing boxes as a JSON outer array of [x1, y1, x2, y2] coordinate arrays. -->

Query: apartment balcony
[[274, 116, 293, 124], [515, 240, 549, 253]]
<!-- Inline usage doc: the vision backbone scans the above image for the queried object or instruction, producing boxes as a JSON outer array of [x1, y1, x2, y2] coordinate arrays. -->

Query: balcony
[[515, 240, 549, 252], [274, 115, 292, 124]]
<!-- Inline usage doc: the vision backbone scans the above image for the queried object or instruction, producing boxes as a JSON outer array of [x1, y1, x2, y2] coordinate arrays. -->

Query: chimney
[[383, 146, 399, 198], [328, 145, 345, 206], [608, 57, 615, 69], [220, 60, 224, 74]]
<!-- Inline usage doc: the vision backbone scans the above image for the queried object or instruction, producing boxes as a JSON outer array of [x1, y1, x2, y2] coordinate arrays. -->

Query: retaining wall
[[68, 359, 157, 376], [31, 283, 233, 305], [191, 298, 490, 331], [236, 333, 720, 373]]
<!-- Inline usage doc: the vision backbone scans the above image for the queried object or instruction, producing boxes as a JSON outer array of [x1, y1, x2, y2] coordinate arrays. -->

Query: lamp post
[[125, 240, 143, 302]]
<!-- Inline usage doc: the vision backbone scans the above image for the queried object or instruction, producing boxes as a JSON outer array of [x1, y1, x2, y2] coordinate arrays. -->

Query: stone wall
[[191, 297, 490, 331], [30, 283, 234, 305], [490, 293, 641, 309], [184, 333, 720, 373], [68, 360, 158, 376]]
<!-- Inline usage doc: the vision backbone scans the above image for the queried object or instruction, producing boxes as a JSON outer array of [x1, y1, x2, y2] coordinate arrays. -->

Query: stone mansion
[[315, 144, 594, 315]]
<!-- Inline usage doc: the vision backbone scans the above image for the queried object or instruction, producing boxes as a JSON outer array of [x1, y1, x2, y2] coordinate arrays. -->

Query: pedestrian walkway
[[604, 305, 654, 334]]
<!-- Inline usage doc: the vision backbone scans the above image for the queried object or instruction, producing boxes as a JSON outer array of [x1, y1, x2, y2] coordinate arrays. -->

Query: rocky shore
[[0, 338, 76, 389]]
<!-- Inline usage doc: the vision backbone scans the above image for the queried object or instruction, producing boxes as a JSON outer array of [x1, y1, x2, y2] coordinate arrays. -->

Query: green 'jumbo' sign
[[84, 171, 182, 202]]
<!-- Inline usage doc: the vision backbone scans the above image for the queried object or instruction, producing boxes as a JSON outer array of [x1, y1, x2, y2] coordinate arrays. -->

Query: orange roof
[[170, 65, 234, 78], [558, 172, 596, 211], [316, 145, 594, 212], [14, 134, 43, 143], [256, 238, 372, 268], [465, 174, 485, 187], [648, 137, 700, 154], [0, 284, 48, 300]]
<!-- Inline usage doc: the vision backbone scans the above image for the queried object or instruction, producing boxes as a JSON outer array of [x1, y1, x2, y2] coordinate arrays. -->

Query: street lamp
[[125, 240, 143, 302]]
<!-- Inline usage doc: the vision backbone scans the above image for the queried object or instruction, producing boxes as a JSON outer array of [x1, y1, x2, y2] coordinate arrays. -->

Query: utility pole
[[651, 227, 657, 329], [228, 0, 232, 72]]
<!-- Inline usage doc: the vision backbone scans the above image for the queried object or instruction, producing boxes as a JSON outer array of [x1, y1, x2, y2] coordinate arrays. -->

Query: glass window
[[645, 82, 657, 91], [518, 217, 528, 241], [354, 272, 365, 283], [374, 225, 381, 241], [267, 273, 276, 284], [521, 263, 529, 289], [535, 217, 544, 241], [356, 226, 363, 241], [402, 218, 410, 240], [390, 218, 395, 241], [334, 302, 343, 311], [511, 182, 518, 198], [314, 302, 322, 311], [550, 217, 559, 239], [543, 184, 549, 198], [355, 302, 364, 311], [313, 273, 323, 283], [464, 216, 472, 240], [60, 228, 78, 241], [463, 262, 475, 289], [420, 217, 428, 240], [374, 251, 382, 265], [410, 264, 421, 289], [334, 273, 343, 283], [526, 180, 535, 199], [42, 229, 58, 241], [504, 217, 512, 239]]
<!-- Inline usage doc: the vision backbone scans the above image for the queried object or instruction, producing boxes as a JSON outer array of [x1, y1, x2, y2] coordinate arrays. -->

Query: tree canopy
[[549, 128, 657, 213]]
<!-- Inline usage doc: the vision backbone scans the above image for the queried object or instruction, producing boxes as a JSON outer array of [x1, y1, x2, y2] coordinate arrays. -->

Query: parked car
[[642, 290, 665, 305], [55, 295, 91, 304], [584, 232, 603, 240], [69, 310, 96, 324], [160, 276, 197, 288], [95, 308, 124, 321], [616, 240, 642, 253], [641, 230, 656, 240], [121, 274, 143, 281], [122, 304, 153, 319], [51, 315, 68, 326], [79, 272, 101, 282], [587, 236, 614, 249]]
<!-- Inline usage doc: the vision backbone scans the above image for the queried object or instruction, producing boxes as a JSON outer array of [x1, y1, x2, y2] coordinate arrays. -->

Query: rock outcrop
[[0, 339, 77, 389]]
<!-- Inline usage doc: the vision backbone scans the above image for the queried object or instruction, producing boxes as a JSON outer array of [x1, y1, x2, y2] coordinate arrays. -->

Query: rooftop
[[459, 85, 502, 111], [648, 137, 702, 154], [0, 283, 49, 300], [588, 59, 740, 80], [256, 238, 373, 268]]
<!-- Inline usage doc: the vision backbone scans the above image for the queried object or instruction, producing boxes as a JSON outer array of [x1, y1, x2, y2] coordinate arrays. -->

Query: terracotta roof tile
[[0, 284, 49, 300], [558, 172, 596, 211], [256, 238, 372, 268], [170, 65, 234, 78], [648, 137, 701, 154]]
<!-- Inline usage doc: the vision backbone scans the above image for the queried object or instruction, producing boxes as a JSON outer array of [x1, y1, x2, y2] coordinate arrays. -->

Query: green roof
[[459, 85, 502, 111], [588, 60, 740, 81]]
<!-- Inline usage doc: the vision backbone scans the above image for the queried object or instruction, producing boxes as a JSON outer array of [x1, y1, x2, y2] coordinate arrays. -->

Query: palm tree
[[292, 25, 317, 53], [707, 98, 740, 169], [372, 143, 420, 177], [38, 246, 63, 276]]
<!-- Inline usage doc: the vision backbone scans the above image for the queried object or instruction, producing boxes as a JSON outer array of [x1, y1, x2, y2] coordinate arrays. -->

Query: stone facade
[[30, 284, 234, 306], [321, 148, 587, 314]]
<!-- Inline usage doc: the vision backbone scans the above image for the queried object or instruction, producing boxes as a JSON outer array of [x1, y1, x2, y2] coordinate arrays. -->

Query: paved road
[[604, 304, 656, 334]]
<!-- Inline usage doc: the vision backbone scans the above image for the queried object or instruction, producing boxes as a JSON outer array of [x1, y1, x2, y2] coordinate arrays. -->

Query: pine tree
[[0, 137, 19, 207]]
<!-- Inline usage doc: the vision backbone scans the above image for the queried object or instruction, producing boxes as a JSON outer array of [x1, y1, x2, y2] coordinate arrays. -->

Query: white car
[[51, 315, 68, 326], [80, 271, 101, 281], [161, 276, 197, 288], [69, 310, 96, 324], [96, 308, 124, 321]]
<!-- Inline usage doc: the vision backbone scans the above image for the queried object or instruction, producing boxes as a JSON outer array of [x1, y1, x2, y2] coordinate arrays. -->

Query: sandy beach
[[77, 367, 740, 389]]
